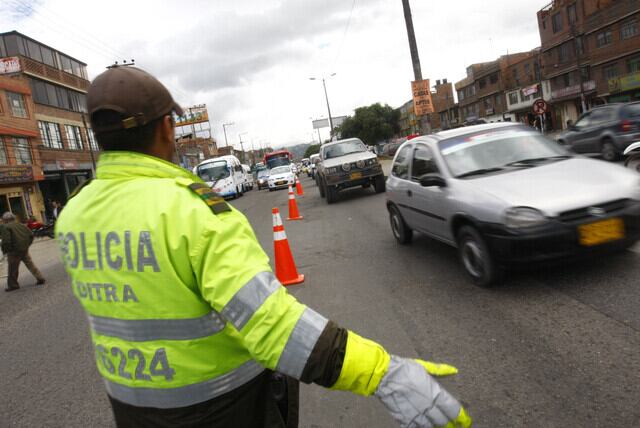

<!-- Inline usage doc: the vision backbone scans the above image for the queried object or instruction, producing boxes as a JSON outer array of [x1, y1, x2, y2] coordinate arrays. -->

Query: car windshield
[[197, 161, 230, 182], [257, 170, 269, 178], [323, 140, 367, 159], [270, 166, 290, 175], [439, 127, 570, 178]]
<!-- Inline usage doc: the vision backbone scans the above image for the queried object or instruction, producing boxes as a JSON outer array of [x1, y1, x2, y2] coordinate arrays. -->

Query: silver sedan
[[386, 123, 640, 286]]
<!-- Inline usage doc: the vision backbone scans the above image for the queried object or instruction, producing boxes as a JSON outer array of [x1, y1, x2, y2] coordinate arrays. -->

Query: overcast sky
[[2, 0, 546, 149]]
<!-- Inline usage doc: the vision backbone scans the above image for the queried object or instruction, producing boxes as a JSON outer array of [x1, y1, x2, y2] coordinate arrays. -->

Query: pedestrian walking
[[1, 212, 45, 292], [51, 200, 63, 221], [55, 66, 471, 428]]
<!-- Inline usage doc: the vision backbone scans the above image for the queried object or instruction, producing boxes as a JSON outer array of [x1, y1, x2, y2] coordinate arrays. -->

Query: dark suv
[[558, 102, 640, 161]]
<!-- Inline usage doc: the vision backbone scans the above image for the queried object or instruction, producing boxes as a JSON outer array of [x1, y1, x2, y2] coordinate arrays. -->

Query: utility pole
[[81, 114, 96, 176], [310, 74, 336, 137], [238, 132, 248, 164], [222, 122, 234, 148], [571, 24, 588, 113], [401, 0, 430, 134]]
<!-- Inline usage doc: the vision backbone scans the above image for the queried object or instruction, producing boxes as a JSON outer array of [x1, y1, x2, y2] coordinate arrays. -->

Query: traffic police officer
[[55, 66, 472, 428]]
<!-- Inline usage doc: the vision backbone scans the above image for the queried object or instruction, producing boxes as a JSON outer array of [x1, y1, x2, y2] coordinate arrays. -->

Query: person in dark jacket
[[1, 212, 45, 292]]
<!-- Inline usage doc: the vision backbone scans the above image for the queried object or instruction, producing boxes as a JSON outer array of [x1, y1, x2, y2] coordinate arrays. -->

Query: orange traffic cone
[[272, 208, 304, 286], [296, 176, 305, 196], [287, 184, 303, 221]]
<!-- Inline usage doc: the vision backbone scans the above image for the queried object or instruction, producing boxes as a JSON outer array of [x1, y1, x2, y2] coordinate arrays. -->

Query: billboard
[[175, 104, 209, 127], [0, 57, 21, 75], [312, 115, 347, 129], [411, 79, 434, 116]]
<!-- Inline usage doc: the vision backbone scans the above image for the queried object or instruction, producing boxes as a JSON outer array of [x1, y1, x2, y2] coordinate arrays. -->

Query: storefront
[[40, 160, 93, 219], [607, 72, 640, 103], [0, 165, 46, 222]]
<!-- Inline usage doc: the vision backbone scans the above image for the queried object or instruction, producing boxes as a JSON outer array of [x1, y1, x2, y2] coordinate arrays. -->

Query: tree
[[335, 103, 400, 145], [304, 143, 321, 159]]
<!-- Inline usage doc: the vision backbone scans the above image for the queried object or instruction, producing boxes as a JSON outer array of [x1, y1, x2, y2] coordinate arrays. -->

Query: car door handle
[[407, 189, 413, 197]]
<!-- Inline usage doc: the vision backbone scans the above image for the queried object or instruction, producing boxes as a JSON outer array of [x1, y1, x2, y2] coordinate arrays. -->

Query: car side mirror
[[419, 174, 446, 188]]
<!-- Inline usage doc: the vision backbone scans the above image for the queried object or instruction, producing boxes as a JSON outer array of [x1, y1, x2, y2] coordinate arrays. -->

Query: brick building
[[455, 52, 530, 124], [174, 135, 218, 169], [397, 99, 419, 136], [432, 79, 458, 130], [0, 31, 97, 219], [0, 73, 47, 221], [537, 0, 640, 129]]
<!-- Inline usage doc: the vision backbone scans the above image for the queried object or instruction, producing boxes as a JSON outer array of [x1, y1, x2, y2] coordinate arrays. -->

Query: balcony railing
[[18, 56, 89, 92]]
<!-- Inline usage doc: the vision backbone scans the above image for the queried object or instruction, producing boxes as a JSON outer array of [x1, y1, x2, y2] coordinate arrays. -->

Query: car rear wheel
[[374, 175, 386, 193], [625, 154, 640, 172], [326, 184, 338, 204], [389, 205, 412, 244], [457, 225, 500, 287], [601, 138, 618, 162]]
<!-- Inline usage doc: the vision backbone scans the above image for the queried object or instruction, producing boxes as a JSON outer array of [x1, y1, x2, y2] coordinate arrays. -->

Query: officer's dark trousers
[[7, 251, 44, 289]]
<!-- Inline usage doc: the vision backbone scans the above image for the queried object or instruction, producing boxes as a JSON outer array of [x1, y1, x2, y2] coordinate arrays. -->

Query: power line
[[332, 0, 357, 69]]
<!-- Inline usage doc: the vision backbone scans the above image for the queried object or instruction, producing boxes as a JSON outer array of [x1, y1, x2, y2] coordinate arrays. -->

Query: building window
[[7, 92, 28, 118], [621, 19, 638, 40], [13, 138, 32, 165], [479, 78, 486, 89], [489, 73, 498, 84], [87, 128, 99, 151], [576, 36, 584, 55], [38, 121, 64, 149], [65, 125, 83, 150], [0, 138, 8, 165], [596, 29, 613, 48], [458, 90, 464, 101], [567, 4, 577, 25], [552, 13, 563, 33], [28, 77, 87, 113], [603, 63, 619, 81], [628, 56, 640, 73], [508, 92, 519, 105], [558, 43, 570, 63]]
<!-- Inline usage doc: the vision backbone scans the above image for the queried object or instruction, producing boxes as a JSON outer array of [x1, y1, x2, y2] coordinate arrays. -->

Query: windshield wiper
[[503, 155, 572, 167], [456, 167, 504, 178]]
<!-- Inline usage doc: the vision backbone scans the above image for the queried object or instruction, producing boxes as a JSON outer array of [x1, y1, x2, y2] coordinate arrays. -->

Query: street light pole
[[310, 73, 336, 138], [238, 132, 248, 164], [222, 122, 234, 148]]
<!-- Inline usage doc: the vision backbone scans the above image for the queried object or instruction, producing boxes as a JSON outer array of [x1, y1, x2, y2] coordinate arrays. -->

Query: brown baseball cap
[[87, 66, 184, 134]]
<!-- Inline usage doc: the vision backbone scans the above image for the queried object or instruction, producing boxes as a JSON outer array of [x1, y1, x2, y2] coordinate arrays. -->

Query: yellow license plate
[[578, 218, 625, 246], [350, 172, 362, 180]]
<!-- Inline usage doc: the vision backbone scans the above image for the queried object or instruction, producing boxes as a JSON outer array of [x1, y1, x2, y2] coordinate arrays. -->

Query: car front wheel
[[457, 225, 500, 287], [601, 138, 618, 162], [389, 205, 412, 244], [318, 178, 326, 198], [326, 184, 338, 204]]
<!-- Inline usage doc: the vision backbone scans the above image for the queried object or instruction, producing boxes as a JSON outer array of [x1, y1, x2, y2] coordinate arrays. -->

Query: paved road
[[2, 175, 639, 427]]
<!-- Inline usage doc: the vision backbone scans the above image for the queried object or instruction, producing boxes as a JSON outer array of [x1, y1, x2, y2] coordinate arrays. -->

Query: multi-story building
[[537, 0, 640, 129], [0, 31, 97, 218], [174, 135, 218, 169], [397, 99, 419, 136], [503, 48, 555, 129], [455, 52, 531, 124], [0, 73, 47, 221], [432, 79, 458, 130]]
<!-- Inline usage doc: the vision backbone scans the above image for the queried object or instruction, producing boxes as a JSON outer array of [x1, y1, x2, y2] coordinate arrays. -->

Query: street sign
[[411, 79, 434, 116], [532, 98, 548, 115]]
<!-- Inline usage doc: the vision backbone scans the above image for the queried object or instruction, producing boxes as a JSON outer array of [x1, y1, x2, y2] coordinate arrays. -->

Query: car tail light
[[621, 120, 633, 132]]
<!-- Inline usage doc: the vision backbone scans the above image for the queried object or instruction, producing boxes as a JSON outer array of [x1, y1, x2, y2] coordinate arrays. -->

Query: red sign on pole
[[532, 99, 548, 115]]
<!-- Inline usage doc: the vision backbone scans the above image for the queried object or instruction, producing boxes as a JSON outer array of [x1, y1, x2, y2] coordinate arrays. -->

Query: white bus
[[193, 155, 245, 199]]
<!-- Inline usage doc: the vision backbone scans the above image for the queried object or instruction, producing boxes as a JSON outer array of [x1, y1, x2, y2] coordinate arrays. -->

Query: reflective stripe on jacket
[[55, 151, 328, 409]]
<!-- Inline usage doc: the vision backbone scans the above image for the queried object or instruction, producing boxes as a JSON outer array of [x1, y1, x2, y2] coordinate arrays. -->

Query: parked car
[[193, 155, 245, 199], [557, 102, 640, 161], [241, 164, 254, 191], [316, 138, 385, 204], [268, 165, 296, 191], [256, 169, 270, 190], [309, 154, 320, 178], [386, 122, 640, 286]]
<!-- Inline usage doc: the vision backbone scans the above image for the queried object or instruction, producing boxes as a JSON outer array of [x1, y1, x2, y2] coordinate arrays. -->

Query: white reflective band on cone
[[274, 231, 287, 241], [104, 360, 265, 409]]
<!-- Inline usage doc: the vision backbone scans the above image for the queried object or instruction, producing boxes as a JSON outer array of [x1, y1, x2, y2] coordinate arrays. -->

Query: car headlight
[[356, 160, 365, 169], [366, 158, 378, 166], [504, 207, 548, 229], [342, 163, 351, 172]]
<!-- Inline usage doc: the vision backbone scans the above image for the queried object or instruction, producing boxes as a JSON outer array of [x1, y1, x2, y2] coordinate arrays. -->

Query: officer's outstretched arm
[[192, 210, 471, 428]]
